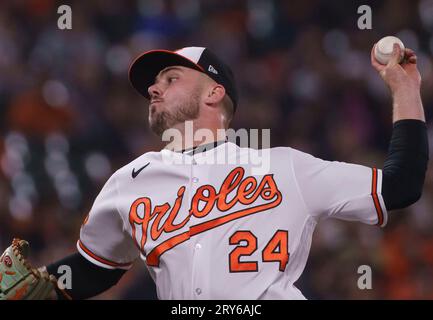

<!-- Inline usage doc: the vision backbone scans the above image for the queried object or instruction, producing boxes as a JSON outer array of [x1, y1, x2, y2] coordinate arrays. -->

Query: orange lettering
[[129, 197, 154, 250], [191, 185, 217, 218], [260, 175, 279, 200], [150, 204, 170, 240], [237, 177, 260, 205], [163, 186, 190, 233], [128, 167, 283, 266], [217, 167, 244, 211]]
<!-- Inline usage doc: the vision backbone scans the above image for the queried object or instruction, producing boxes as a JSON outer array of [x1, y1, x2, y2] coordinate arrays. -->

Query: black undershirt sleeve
[[381, 119, 429, 210], [46, 252, 127, 300]]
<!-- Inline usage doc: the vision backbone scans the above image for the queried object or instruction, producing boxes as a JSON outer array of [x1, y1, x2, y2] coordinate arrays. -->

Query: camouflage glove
[[0, 238, 57, 300]]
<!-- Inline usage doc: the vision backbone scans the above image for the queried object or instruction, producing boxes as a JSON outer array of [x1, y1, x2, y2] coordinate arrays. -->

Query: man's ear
[[204, 84, 226, 107]]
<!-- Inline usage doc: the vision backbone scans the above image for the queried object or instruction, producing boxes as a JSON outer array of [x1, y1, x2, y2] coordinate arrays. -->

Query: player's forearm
[[391, 87, 425, 123], [381, 119, 429, 210], [46, 253, 126, 300]]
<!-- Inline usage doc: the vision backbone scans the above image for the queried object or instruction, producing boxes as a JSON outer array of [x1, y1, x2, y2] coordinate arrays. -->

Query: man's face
[[147, 66, 203, 136]]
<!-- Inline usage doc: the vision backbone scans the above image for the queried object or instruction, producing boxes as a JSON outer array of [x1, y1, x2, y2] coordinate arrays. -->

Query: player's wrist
[[392, 90, 425, 122], [391, 83, 421, 97], [391, 85, 422, 106]]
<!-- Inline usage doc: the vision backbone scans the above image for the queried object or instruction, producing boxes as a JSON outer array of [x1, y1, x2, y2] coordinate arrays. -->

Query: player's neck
[[163, 121, 226, 152]]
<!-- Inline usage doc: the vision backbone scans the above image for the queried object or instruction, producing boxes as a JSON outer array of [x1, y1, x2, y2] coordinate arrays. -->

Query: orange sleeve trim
[[371, 168, 384, 226], [78, 240, 132, 268]]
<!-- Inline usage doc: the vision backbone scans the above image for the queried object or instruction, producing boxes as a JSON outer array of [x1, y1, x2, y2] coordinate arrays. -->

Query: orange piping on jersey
[[78, 240, 132, 268], [82, 213, 90, 227], [371, 168, 384, 226]]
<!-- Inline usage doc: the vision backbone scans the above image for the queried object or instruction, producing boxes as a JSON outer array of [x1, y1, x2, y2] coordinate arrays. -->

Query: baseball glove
[[0, 238, 57, 300]]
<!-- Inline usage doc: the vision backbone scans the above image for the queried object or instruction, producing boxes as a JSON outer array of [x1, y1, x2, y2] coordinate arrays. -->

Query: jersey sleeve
[[290, 148, 388, 227], [77, 173, 139, 269]]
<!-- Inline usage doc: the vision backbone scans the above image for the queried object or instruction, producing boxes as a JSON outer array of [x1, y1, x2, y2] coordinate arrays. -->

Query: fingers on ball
[[408, 56, 417, 64], [405, 48, 416, 56], [371, 43, 383, 68]]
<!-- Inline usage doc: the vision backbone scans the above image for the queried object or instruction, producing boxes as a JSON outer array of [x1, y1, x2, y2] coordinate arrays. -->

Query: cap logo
[[208, 65, 218, 74]]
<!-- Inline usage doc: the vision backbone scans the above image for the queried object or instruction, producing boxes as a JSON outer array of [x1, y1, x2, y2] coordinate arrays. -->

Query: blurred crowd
[[0, 0, 432, 299]]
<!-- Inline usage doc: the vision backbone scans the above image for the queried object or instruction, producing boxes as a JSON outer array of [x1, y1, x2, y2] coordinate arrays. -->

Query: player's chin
[[149, 108, 162, 121], [149, 122, 164, 136], [149, 115, 169, 136], [149, 104, 158, 115], [149, 108, 161, 123]]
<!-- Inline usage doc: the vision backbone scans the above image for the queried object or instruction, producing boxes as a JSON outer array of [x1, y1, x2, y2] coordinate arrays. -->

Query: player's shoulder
[[259, 145, 326, 166], [237, 144, 308, 158], [233, 143, 319, 168]]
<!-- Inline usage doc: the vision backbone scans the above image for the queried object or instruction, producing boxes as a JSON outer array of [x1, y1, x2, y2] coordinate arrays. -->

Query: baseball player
[[0, 44, 428, 300]]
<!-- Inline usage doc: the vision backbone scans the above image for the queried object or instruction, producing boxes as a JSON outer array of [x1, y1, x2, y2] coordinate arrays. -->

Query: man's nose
[[148, 83, 162, 99]]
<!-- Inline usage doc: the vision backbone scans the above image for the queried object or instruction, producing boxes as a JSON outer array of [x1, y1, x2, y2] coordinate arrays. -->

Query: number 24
[[229, 230, 289, 273]]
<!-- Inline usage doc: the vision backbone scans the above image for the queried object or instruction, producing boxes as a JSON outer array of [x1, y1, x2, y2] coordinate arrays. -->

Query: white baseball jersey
[[77, 141, 387, 299]]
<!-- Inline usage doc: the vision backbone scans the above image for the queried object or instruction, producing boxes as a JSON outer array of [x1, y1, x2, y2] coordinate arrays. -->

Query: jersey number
[[229, 230, 289, 273]]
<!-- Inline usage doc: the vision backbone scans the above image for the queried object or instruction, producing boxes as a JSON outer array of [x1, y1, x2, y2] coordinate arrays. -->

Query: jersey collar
[[180, 139, 228, 156]]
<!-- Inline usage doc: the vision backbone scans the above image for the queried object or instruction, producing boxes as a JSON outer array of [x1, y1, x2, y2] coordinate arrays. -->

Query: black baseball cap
[[129, 47, 238, 112]]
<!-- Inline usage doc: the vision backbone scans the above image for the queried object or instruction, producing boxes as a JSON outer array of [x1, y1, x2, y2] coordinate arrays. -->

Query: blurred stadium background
[[0, 0, 432, 299]]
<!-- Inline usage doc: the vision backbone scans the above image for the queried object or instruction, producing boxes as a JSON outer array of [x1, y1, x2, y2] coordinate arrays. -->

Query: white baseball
[[374, 36, 405, 65]]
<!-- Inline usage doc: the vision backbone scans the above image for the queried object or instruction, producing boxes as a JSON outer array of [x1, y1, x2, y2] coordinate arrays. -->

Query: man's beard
[[149, 92, 200, 136]]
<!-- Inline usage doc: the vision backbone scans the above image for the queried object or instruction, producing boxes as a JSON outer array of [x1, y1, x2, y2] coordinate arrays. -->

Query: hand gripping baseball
[[371, 43, 421, 94], [0, 238, 68, 300]]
